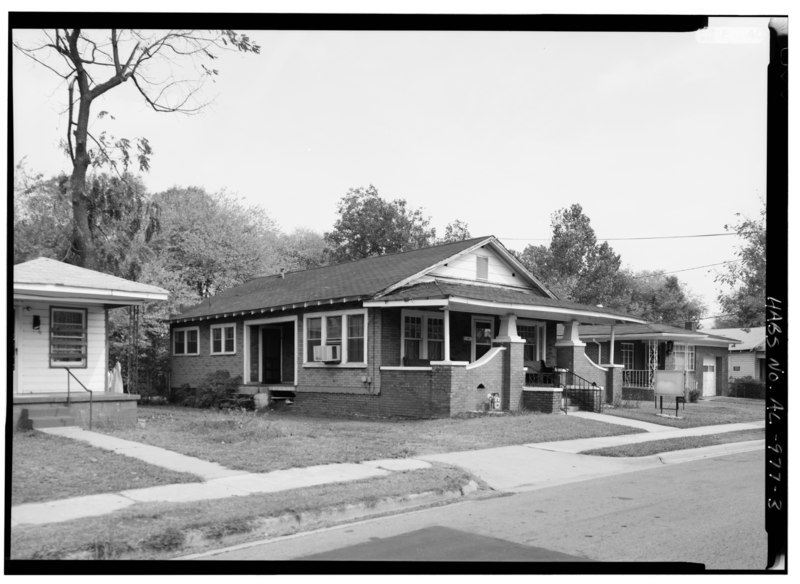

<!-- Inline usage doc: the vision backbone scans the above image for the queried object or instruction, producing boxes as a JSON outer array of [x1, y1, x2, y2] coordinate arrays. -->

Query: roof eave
[[14, 284, 169, 305], [171, 294, 368, 324]]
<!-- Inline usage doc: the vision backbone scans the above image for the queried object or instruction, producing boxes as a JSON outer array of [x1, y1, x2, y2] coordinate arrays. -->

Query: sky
[[10, 12, 773, 322]]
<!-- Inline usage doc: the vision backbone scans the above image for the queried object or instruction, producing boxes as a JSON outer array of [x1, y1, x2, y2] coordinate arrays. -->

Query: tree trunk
[[70, 85, 95, 268]]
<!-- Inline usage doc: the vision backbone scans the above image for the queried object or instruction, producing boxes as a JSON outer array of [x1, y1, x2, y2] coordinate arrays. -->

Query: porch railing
[[66, 368, 93, 430], [622, 369, 653, 389], [524, 370, 562, 387], [562, 370, 604, 413]]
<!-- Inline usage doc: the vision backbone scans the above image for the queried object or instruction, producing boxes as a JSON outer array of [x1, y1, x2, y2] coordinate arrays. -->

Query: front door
[[472, 317, 494, 362], [262, 328, 282, 383], [702, 356, 716, 397]]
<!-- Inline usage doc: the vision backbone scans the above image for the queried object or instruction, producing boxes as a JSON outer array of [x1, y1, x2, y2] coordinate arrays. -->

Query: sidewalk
[[12, 415, 764, 528]]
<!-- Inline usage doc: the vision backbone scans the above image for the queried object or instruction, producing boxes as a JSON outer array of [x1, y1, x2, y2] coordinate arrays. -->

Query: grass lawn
[[605, 396, 764, 428], [11, 431, 201, 506], [10, 464, 474, 560], [95, 405, 643, 474], [581, 428, 765, 457]]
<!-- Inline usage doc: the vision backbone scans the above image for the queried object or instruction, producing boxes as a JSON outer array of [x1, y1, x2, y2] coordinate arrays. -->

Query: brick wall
[[291, 368, 450, 418], [460, 347, 505, 412], [521, 388, 562, 413], [171, 318, 244, 388]]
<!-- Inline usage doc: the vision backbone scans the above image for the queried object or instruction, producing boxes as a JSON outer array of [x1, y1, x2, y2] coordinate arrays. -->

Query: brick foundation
[[521, 388, 563, 413]]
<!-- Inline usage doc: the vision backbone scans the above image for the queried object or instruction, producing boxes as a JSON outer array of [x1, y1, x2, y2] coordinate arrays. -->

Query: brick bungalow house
[[169, 236, 646, 418], [578, 323, 740, 400]]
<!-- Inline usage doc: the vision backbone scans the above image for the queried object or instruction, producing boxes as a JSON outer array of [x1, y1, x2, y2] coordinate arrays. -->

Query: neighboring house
[[12, 257, 169, 427], [579, 323, 740, 400], [170, 236, 646, 418], [705, 327, 767, 382]]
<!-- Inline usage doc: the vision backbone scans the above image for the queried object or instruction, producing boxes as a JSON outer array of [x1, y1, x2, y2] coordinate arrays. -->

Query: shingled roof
[[373, 280, 639, 322], [578, 323, 740, 346], [705, 327, 766, 351], [14, 257, 169, 304], [173, 237, 494, 321]]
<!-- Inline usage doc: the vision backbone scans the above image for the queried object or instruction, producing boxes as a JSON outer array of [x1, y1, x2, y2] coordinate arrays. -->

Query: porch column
[[555, 320, 587, 371], [496, 313, 524, 342], [443, 306, 451, 361], [609, 324, 616, 365]]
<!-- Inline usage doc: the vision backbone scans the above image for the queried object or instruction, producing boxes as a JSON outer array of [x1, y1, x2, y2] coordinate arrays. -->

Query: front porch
[[377, 313, 617, 416], [12, 391, 140, 430]]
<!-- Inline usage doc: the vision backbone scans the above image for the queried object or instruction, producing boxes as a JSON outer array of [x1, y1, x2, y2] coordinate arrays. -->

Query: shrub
[[171, 371, 243, 409], [688, 389, 700, 403], [728, 376, 765, 399], [195, 370, 243, 409]]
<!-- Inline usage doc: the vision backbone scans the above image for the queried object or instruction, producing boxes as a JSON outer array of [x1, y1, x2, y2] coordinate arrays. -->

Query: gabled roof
[[173, 237, 501, 321], [578, 323, 740, 347], [705, 327, 766, 351], [14, 257, 169, 306]]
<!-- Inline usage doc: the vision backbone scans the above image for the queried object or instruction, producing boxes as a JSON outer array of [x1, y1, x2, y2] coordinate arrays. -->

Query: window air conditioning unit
[[313, 345, 341, 363]]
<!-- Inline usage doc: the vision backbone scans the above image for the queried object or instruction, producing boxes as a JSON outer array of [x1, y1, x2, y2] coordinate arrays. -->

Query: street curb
[[177, 480, 482, 560], [654, 439, 764, 464]]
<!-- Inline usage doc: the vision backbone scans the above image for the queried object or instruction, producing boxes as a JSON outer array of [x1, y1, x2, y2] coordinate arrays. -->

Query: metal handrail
[[65, 368, 93, 430], [561, 370, 604, 413]]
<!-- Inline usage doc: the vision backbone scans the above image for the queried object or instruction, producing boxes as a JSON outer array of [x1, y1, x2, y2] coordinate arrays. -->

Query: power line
[[630, 260, 740, 278], [501, 232, 740, 242]]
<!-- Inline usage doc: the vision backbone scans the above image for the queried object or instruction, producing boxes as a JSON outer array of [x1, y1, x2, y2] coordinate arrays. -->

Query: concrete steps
[[18, 405, 77, 430]]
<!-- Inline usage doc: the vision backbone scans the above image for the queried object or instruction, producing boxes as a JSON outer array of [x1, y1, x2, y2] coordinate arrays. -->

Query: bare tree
[[14, 29, 260, 268]]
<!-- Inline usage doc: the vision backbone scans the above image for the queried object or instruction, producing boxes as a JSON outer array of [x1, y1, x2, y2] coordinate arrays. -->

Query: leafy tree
[[150, 187, 280, 299], [618, 271, 706, 324], [14, 166, 73, 263], [439, 220, 472, 243], [518, 204, 619, 302], [14, 29, 260, 269], [275, 228, 329, 272], [517, 203, 705, 323], [715, 203, 766, 327], [14, 169, 157, 278], [325, 185, 436, 262]]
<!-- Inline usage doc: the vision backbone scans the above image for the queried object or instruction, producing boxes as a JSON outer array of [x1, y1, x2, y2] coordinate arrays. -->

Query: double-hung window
[[304, 310, 367, 365], [50, 307, 87, 367], [673, 343, 696, 371], [210, 323, 236, 355], [517, 321, 546, 364], [174, 326, 199, 356], [402, 311, 445, 364], [621, 342, 634, 369]]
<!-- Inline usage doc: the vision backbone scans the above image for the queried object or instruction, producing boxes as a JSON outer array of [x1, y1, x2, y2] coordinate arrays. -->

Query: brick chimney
[[685, 320, 697, 332]]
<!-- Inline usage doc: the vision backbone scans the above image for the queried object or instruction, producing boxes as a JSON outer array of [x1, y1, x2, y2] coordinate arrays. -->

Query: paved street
[[194, 450, 767, 570]]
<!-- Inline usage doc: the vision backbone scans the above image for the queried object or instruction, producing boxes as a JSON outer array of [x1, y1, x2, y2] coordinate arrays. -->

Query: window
[[307, 317, 322, 359], [404, 315, 422, 361], [50, 307, 87, 367], [673, 343, 696, 371], [733, 365, 741, 372], [518, 321, 546, 363], [210, 323, 236, 355], [304, 310, 367, 364], [427, 317, 444, 361], [476, 256, 489, 281], [402, 311, 446, 363], [621, 342, 634, 369], [174, 326, 199, 355], [347, 314, 365, 362]]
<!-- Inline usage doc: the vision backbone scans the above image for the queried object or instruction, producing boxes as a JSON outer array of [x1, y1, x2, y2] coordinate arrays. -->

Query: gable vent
[[476, 256, 489, 281]]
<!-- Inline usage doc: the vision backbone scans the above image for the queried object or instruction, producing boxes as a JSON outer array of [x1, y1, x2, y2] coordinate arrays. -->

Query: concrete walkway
[[12, 416, 764, 528]]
